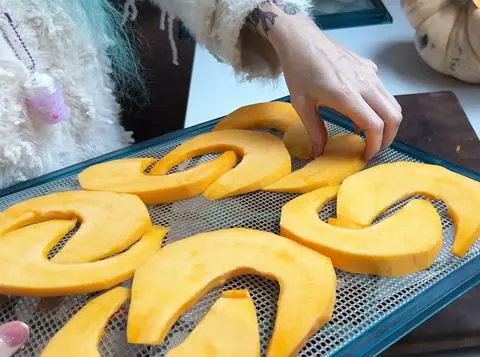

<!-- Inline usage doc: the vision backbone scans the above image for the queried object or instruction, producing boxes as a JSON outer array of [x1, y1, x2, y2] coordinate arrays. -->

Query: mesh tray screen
[[1, 122, 479, 356]]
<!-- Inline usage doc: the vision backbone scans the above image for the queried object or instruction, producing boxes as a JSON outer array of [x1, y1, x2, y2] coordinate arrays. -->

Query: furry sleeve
[[151, 0, 312, 79]]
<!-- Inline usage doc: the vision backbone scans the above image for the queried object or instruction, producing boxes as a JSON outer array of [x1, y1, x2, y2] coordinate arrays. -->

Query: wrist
[[266, 11, 307, 48], [266, 12, 330, 58]]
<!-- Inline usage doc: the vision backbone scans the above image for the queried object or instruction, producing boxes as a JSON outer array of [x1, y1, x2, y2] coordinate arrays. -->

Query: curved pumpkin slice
[[0, 221, 166, 296], [336, 162, 480, 256], [167, 289, 260, 357], [150, 130, 291, 200], [78, 152, 237, 204], [214, 102, 300, 132], [0, 191, 151, 264], [280, 186, 443, 276], [128, 228, 335, 357], [214, 102, 313, 159], [265, 135, 366, 193], [41, 287, 129, 357]]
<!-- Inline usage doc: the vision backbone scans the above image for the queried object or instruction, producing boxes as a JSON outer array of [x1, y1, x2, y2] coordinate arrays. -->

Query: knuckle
[[329, 82, 348, 95], [390, 111, 403, 126], [369, 119, 384, 132], [360, 86, 376, 98], [332, 86, 355, 102], [395, 111, 403, 122]]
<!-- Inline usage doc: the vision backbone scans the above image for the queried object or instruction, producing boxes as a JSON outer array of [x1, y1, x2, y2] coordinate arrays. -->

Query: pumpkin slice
[[41, 287, 129, 357], [213, 102, 313, 159], [0, 191, 151, 264], [149, 130, 291, 200], [166, 289, 260, 357], [265, 134, 366, 193], [336, 162, 480, 256], [78, 152, 237, 204], [213, 102, 300, 132], [280, 186, 443, 276], [0, 221, 166, 296], [128, 228, 335, 357]]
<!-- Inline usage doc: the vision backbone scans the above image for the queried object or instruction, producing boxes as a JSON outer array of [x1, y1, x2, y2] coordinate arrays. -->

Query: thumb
[[0, 322, 29, 357], [292, 98, 328, 157]]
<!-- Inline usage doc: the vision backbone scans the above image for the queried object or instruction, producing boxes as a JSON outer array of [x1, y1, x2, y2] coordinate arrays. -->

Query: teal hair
[[61, 0, 145, 100]]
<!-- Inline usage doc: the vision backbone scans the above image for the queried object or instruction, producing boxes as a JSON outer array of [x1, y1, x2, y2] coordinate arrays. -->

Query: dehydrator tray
[[1, 97, 479, 356]]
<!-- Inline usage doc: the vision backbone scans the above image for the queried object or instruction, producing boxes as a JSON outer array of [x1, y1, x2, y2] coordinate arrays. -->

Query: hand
[[247, 1, 402, 160], [0, 322, 29, 357]]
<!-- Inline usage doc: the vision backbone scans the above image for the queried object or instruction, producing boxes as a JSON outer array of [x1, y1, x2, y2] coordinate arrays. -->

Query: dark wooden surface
[[394, 91, 480, 174], [383, 91, 480, 356]]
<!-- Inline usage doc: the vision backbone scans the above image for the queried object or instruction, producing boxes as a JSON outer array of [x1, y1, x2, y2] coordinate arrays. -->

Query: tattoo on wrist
[[246, 7, 278, 35], [246, 0, 300, 36]]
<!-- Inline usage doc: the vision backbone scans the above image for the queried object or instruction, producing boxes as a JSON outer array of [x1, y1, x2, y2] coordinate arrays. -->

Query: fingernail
[[0, 321, 29, 348], [364, 151, 374, 161]]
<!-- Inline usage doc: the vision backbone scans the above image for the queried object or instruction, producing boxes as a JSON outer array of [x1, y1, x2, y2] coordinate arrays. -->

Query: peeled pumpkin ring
[[167, 290, 260, 357], [41, 287, 129, 357], [213, 102, 313, 159], [0, 190, 152, 263], [80, 129, 290, 202], [336, 162, 480, 257], [0, 220, 166, 296], [264, 134, 366, 193], [150, 129, 291, 200], [128, 228, 336, 357], [78, 152, 237, 205], [280, 185, 443, 276]]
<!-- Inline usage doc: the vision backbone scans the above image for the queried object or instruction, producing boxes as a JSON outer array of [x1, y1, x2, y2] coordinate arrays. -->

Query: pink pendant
[[25, 72, 70, 125]]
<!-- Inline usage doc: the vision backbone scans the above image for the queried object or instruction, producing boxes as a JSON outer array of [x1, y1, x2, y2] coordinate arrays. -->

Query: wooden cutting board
[[382, 91, 480, 356], [394, 91, 479, 174]]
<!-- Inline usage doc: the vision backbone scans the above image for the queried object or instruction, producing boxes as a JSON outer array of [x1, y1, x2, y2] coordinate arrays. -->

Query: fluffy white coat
[[0, 0, 311, 189]]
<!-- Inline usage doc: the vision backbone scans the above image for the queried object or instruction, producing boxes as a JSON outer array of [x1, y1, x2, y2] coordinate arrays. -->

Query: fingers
[[0, 322, 29, 357], [362, 88, 403, 149], [337, 94, 384, 161], [292, 96, 328, 157], [297, 86, 400, 161], [376, 82, 402, 114]]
